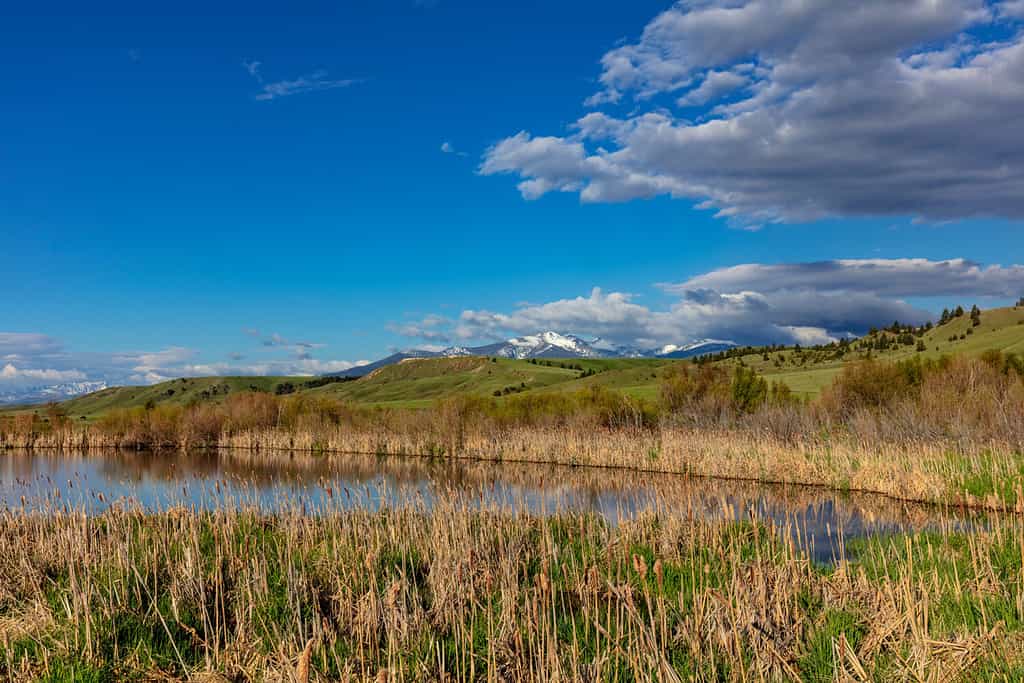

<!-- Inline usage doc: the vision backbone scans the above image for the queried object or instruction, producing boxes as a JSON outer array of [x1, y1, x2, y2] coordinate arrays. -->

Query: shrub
[[731, 366, 767, 413], [820, 359, 915, 417]]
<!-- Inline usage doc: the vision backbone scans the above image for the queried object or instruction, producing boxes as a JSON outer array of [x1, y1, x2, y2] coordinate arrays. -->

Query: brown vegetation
[[0, 493, 1022, 681]]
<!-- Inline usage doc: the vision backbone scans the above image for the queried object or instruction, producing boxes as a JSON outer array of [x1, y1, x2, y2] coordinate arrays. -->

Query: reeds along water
[[0, 487, 1021, 682], [3, 354, 1024, 509]]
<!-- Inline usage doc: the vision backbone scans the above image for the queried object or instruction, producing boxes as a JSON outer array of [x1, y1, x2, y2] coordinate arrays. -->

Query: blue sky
[[3, 0, 1024, 387]]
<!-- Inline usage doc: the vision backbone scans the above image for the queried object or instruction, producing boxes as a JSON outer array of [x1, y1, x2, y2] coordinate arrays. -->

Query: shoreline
[[3, 430, 1022, 514]]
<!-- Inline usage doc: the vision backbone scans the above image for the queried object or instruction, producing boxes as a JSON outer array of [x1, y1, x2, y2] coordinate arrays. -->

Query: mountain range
[[0, 381, 109, 406], [333, 331, 735, 378]]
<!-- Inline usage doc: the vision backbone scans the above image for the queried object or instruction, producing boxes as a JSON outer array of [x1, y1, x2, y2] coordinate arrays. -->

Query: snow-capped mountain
[[474, 332, 606, 359], [654, 339, 737, 358], [438, 346, 472, 356], [330, 332, 736, 377], [0, 381, 109, 406]]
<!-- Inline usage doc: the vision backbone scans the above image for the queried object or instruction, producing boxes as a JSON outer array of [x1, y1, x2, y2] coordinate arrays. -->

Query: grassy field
[[7, 305, 1024, 419]]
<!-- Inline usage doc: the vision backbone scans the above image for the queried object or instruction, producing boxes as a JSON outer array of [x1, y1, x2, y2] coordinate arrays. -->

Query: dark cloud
[[668, 259, 1024, 298]]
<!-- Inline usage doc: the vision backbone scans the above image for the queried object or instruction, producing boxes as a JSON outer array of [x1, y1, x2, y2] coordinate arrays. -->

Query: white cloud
[[243, 60, 262, 81], [0, 364, 86, 384], [251, 69, 362, 101], [481, 1, 1024, 225], [778, 326, 837, 346], [452, 288, 653, 341], [176, 358, 369, 378], [441, 141, 468, 157]]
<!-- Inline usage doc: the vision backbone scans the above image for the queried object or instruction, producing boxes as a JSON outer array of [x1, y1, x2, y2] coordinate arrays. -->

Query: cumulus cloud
[[1, 364, 86, 383], [481, 1, 1024, 225], [452, 289, 654, 342], [676, 68, 749, 105], [392, 258, 1023, 349]]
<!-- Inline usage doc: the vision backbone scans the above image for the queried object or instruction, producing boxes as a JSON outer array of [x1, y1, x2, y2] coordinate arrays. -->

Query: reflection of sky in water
[[0, 450, 989, 564]]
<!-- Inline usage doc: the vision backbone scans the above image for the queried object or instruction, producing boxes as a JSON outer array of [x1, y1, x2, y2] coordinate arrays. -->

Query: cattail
[[295, 638, 314, 683], [633, 554, 648, 580]]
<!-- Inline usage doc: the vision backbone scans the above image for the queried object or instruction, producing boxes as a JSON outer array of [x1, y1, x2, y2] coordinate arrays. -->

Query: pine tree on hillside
[[970, 305, 981, 327]]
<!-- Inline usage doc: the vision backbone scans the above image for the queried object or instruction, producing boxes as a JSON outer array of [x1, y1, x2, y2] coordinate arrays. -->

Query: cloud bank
[[481, 1, 1024, 225], [394, 259, 1024, 349]]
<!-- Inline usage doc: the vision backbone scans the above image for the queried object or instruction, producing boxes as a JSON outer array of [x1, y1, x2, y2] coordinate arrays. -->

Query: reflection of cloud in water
[[0, 449, 992, 563]]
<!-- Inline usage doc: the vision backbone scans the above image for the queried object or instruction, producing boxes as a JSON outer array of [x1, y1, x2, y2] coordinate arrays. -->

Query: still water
[[0, 449, 987, 563]]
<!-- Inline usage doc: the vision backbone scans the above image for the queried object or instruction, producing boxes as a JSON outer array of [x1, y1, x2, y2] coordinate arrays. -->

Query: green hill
[[41, 376, 308, 420], [8, 305, 1024, 419], [717, 304, 1024, 397], [305, 357, 673, 408]]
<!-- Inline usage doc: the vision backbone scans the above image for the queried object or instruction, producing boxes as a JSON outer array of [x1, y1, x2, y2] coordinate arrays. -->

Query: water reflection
[[0, 449, 989, 563]]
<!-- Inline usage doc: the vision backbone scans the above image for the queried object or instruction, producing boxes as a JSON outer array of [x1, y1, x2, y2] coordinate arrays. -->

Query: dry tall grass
[[0, 492, 1021, 681]]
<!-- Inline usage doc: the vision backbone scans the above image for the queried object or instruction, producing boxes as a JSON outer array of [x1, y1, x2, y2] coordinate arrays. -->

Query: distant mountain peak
[[439, 346, 472, 357], [330, 332, 737, 378], [495, 331, 601, 359]]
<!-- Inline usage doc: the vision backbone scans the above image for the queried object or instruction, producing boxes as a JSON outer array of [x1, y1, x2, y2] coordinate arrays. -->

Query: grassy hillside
[[9, 305, 1024, 419], [710, 304, 1024, 397], [307, 357, 579, 407], [307, 357, 675, 407], [12, 376, 309, 421]]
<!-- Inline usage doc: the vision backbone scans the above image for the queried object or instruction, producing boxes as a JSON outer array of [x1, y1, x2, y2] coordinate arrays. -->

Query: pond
[[0, 448, 988, 563]]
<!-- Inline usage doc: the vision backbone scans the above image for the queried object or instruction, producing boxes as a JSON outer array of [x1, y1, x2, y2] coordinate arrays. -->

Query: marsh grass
[[0, 488, 1021, 682]]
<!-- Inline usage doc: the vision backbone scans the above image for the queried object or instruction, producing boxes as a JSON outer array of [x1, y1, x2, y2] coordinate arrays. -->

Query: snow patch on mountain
[[656, 339, 735, 356], [438, 346, 472, 357], [495, 332, 603, 359]]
